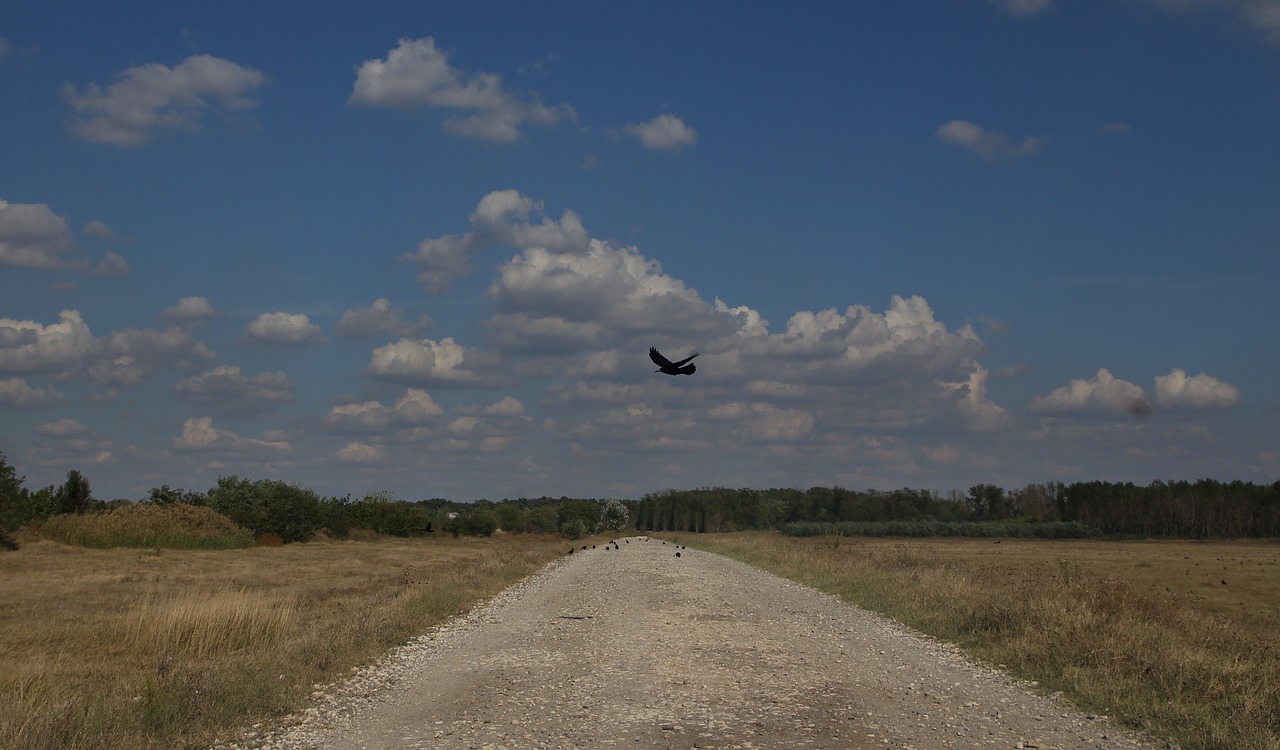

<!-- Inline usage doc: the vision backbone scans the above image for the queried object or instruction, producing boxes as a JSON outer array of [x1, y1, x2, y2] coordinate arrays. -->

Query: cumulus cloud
[[401, 190, 588, 292], [82, 220, 121, 241], [161, 296, 216, 325], [1154, 368, 1242, 410], [62, 54, 269, 147], [366, 337, 507, 387], [336, 442, 387, 464], [0, 377, 65, 408], [175, 365, 295, 412], [0, 310, 97, 373], [623, 113, 698, 151], [334, 298, 431, 339], [324, 388, 444, 431], [174, 416, 289, 453], [1031, 368, 1153, 417], [936, 120, 1043, 159], [0, 310, 213, 385], [242, 312, 325, 345], [942, 364, 1013, 432], [348, 36, 576, 143], [0, 201, 130, 275]]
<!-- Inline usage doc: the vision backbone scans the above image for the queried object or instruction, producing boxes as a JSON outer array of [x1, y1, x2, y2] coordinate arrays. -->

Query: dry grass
[[36, 504, 255, 549], [676, 532, 1280, 750], [0, 531, 570, 750]]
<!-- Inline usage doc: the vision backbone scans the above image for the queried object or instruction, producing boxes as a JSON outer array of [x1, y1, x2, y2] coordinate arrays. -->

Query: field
[[4, 529, 1277, 750], [673, 532, 1280, 750], [0, 531, 569, 750]]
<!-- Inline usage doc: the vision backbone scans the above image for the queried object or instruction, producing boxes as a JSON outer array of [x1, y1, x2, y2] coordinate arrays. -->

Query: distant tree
[[495, 502, 528, 533], [55, 470, 93, 515], [146, 484, 206, 506], [462, 510, 499, 537], [559, 517, 588, 540], [596, 499, 630, 533]]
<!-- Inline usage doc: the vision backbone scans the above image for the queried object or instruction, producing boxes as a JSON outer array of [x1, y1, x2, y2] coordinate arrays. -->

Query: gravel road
[[224, 537, 1157, 750]]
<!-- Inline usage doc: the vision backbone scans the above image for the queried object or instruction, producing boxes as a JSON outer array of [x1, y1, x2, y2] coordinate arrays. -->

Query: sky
[[2, 0, 1278, 503]]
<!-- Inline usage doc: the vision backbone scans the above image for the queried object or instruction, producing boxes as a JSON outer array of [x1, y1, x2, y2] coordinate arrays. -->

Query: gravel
[[213, 537, 1159, 750]]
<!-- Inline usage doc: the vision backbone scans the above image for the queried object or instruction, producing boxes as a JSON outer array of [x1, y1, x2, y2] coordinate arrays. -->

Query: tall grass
[[682, 532, 1279, 750], [0, 533, 570, 750]]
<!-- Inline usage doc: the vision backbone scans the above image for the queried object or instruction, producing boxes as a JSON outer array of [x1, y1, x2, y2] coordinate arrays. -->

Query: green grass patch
[[35, 504, 255, 549]]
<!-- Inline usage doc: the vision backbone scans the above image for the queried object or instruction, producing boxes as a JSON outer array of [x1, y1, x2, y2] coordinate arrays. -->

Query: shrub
[[35, 503, 255, 549], [206, 476, 324, 543]]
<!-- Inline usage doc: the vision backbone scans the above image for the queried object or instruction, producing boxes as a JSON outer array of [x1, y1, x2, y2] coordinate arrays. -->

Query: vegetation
[[634, 481, 1280, 538], [678, 532, 1280, 750], [0, 533, 570, 750], [36, 503, 255, 549]]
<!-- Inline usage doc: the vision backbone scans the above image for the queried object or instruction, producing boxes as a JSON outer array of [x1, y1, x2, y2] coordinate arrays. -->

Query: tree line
[[633, 480, 1280, 538], [3, 450, 1278, 544], [0, 452, 631, 545]]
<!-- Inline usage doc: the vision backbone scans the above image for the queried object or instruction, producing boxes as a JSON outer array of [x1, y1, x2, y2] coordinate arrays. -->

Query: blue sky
[[2, 0, 1277, 502]]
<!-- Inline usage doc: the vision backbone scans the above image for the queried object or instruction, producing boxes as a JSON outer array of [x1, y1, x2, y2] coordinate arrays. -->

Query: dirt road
[[233, 537, 1155, 750]]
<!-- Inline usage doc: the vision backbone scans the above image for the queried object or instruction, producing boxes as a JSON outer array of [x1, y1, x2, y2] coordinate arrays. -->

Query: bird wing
[[670, 352, 700, 368], [649, 347, 674, 368]]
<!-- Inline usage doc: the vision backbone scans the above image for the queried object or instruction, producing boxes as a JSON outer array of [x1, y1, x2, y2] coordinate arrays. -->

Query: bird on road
[[650, 347, 699, 376]]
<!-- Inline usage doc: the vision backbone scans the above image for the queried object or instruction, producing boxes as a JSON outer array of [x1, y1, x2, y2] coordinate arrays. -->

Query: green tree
[[596, 499, 630, 533], [55, 470, 93, 515]]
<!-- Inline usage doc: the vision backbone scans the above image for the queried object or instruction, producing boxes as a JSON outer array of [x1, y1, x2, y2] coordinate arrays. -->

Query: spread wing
[[670, 352, 700, 368], [649, 347, 674, 368]]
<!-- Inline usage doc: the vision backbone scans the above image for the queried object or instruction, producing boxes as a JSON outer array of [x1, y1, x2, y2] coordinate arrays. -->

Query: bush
[[206, 476, 324, 543], [36, 503, 255, 549]]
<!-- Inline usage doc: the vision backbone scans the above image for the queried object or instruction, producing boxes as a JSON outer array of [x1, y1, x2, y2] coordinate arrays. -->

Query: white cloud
[[335, 298, 431, 338], [62, 54, 269, 147], [1143, 0, 1280, 46], [1031, 368, 1153, 417], [366, 337, 506, 387], [175, 365, 295, 411], [0, 310, 213, 386], [623, 114, 698, 152], [0, 310, 97, 373], [401, 190, 589, 292], [325, 388, 445, 431], [36, 418, 88, 436], [348, 36, 575, 143], [942, 364, 1013, 432], [936, 120, 1043, 159], [0, 200, 131, 275], [990, 0, 1054, 16], [82, 220, 120, 241], [337, 442, 388, 464], [242, 312, 325, 345], [161, 296, 216, 324], [0, 377, 65, 408], [0, 200, 74, 271], [1154, 368, 1242, 410], [174, 416, 289, 453]]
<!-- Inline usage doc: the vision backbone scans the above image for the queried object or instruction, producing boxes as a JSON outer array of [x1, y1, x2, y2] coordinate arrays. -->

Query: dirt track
[[233, 537, 1155, 750]]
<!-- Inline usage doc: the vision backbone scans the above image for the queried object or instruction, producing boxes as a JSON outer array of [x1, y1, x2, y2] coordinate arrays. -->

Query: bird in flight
[[650, 346, 699, 376]]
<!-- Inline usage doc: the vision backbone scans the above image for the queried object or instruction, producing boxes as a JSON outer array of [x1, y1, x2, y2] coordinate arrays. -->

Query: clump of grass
[[683, 532, 1280, 750], [125, 589, 297, 660], [36, 504, 255, 549]]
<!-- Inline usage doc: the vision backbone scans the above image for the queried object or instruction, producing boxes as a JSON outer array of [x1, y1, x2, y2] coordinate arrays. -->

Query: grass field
[[0, 531, 569, 750], [673, 532, 1280, 750]]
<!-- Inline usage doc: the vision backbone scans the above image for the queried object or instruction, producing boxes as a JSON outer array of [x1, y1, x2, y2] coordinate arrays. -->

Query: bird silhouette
[[650, 347, 699, 376]]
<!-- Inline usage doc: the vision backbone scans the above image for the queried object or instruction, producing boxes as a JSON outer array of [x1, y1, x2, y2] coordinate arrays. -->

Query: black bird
[[650, 347, 699, 376]]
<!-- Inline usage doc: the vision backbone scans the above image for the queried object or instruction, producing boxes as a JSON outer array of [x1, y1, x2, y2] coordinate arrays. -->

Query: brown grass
[[674, 532, 1280, 750], [0, 531, 570, 750]]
